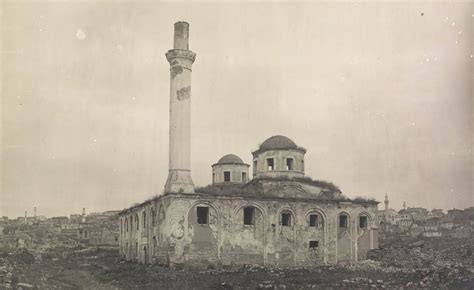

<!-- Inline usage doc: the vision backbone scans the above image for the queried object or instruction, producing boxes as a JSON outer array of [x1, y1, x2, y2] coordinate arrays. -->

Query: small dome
[[260, 135, 298, 151], [217, 154, 244, 165]]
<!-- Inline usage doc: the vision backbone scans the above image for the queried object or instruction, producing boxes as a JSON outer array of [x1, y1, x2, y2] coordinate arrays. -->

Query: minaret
[[403, 201, 406, 210], [164, 21, 196, 194], [34, 207, 37, 220], [384, 194, 389, 223], [81, 208, 86, 223], [24, 211, 27, 224]]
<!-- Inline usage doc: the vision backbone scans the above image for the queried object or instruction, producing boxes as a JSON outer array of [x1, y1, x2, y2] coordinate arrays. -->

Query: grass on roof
[[352, 196, 378, 203], [195, 182, 263, 196]]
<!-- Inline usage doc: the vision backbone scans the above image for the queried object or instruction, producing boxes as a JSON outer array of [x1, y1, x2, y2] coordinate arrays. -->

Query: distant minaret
[[164, 21, 196, 194], [384, 194, 389, 223], [403, 201, 406, 210], [81, 208, 86, 223], [24, 211, 27, 224], [34, 207, 37, 220]]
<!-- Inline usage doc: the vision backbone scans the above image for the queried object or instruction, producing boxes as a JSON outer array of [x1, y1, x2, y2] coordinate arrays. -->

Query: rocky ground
[[1, 237, 473, 289]]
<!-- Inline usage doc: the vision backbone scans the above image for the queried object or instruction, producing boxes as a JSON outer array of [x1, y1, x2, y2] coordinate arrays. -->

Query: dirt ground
[[6, 238, 474, 289]]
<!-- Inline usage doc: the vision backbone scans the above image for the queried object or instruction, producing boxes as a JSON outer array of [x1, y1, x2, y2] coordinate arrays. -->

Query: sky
[[1, 1, 472, 218]]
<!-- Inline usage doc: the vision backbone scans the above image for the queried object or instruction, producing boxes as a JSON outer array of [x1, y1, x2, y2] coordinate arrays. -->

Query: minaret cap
[[174, 21, 190, 50]]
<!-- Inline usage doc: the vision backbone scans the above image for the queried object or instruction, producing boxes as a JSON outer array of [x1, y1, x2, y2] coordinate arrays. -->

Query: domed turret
[[260, 135, 298, 151], [217, 154, 244, 164], [212, 154, 250, 184], [252, 135, 306, 178]]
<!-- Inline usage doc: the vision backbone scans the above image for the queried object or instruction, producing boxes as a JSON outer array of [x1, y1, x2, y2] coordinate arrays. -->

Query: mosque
[[118, 22, 379, 267]]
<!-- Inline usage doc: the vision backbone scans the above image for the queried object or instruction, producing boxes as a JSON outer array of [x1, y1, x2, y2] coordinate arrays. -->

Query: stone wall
[[119, 194, 378, 267]]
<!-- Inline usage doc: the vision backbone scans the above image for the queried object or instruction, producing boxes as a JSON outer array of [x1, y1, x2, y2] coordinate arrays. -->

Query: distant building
[[448, 226, 471, 239], [404, 207, 429, 221], [36, 216, 47, 221], [377, 195, 413, 233], [49, 216, 69, 226], [377, 208, 398, 225], [102, 210, 121, 217], [440, 215, 455, 230], [422, 229, 442, 238], [396, 215, 413, 231], [409, 224, 423, 238], [431, 209, 443, 215], [70, 214, 82, 223], [447, 208, 463, 216], [78, 227, 118, 246]]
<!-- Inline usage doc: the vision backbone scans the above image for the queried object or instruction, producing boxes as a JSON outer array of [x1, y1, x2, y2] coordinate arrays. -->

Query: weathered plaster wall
[[253, 149, 305, 178], [212, 163, 250, 184], [119, 198, 168, 264], [119, 195, 378, 267]]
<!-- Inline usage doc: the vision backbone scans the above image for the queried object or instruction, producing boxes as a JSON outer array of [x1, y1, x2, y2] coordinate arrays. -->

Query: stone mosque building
[[118, 22, 379, 267]]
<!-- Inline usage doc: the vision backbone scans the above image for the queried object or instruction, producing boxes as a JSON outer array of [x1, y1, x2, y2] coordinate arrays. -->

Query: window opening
[[359, 216, 368, 228], [267, 158, 274, 171], [309, 240, 319, 248], [309, 214, 319, 227], [224, 171, 231, 182], [197, 206, 209, 225], [244, 207, 255, 225], [339, 214, 348, 228], [282, 212, 292, 226]]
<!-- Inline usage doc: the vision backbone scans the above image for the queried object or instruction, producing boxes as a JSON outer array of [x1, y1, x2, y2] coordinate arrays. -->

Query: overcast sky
[[1, 1, 472, 218]]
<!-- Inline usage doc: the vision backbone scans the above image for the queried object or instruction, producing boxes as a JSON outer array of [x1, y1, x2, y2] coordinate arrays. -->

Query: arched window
[[281, 210, 293, 227], [151, 208, 156, 226], [130, 216, 133, 231], [243, 206, 255, 225], [142, 211, 146, 228], [359, 214, 370, 229], [125, 218, 128, 232], [135, 214, 139, 230], [197, 206, 209, 225], [339, 213, 349, 228], [158, 204, 165, 224], [308, 213, 322, 227]]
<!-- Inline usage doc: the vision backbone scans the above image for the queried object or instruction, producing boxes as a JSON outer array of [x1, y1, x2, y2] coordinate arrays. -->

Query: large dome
[[260, 135, 298, 151], [217, 154, 244, 164]]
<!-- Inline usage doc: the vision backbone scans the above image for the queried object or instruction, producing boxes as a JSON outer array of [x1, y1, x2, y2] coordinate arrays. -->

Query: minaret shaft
[[164, 22, 196, 194]]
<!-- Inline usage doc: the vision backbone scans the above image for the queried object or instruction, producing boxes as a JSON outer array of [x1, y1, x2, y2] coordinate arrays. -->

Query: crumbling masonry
[[118, 22, 379, 267]]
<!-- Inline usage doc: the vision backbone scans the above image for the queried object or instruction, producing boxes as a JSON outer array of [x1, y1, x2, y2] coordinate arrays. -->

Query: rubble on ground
[[1, 238, 472, 289]]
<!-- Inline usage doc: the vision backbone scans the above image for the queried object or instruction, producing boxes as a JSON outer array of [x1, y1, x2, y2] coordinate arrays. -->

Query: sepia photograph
[[1, 1, 473, 289]]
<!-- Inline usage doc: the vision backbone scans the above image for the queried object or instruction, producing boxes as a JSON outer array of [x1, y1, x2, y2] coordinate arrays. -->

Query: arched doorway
[[337, 212, 352, 262], [143, 246, 148, 264], [186, 202, 220, 263], [227, 204, 265, 265], [304, 209, 326, 265]]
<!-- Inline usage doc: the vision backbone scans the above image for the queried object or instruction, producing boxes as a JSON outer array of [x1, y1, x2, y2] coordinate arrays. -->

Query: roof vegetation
[[196, 176, 344, 198], [352, 196, 378, 203], [291, 176, 341, 193], [195, 182, 263, 196]]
